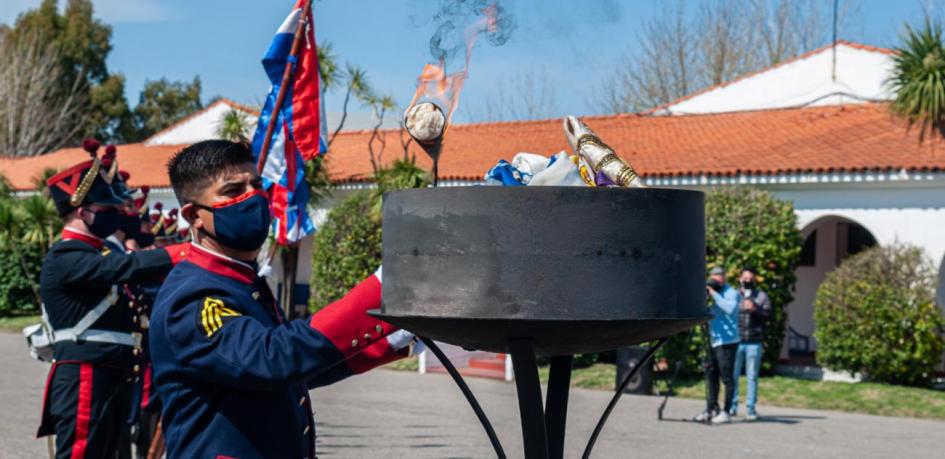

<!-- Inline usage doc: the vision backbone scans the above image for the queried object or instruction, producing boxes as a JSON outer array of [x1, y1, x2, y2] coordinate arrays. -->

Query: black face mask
[[134, 232, 156, 247], [84, 207, 121, 239], [118, 213, 141, 237], [707, 279, 724, 292]]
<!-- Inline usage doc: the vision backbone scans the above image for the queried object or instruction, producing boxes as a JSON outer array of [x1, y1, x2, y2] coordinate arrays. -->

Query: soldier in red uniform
[[37, 140, 187, 458]]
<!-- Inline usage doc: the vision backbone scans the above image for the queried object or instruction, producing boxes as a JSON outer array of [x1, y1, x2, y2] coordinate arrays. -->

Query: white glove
[[386, 329, 425, 355]]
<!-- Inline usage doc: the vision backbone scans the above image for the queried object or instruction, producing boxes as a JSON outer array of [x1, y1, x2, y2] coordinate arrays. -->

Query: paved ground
[[2, 331, 943, 458]]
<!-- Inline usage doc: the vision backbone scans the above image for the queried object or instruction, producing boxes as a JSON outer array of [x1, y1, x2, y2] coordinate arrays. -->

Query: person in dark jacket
[[37, 140, 187, 459], [731, 267, 771, 420], [151, 140, 415, 458]]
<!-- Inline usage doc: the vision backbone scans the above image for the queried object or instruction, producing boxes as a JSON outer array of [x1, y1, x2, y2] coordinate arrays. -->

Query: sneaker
[[711, 411, 732, 424], [728, 408, 738, 417], [746, 411, 758, 421], [691, 410, 714, 422]]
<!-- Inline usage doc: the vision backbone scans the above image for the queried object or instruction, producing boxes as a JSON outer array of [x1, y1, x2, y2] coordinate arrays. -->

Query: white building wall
[[656, 43, 893, 115]]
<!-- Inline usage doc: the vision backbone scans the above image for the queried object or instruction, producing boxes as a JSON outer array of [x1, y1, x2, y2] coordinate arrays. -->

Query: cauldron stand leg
[[545, 355, 573, 459], [509, 339, 563, 459]]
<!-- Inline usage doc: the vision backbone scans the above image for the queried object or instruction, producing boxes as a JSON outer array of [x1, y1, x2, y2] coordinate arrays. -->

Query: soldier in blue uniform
[[151, 140, 415, 458], [37, 139, 188, 459]]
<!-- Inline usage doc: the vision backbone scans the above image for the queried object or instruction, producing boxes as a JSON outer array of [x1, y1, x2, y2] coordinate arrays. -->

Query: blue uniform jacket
[[150, 244, 402, 459]]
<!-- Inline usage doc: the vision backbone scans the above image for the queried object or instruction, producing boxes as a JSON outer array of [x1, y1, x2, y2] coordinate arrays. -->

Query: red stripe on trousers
[[140, 364, 152, 409], [70, 363, 93, 459]]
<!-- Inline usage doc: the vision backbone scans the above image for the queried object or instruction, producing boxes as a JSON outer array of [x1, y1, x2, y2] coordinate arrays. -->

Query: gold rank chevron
[[201, 297, 241, 338]]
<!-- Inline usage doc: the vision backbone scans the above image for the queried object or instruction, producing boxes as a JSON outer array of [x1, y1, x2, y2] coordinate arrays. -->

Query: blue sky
[[0, 0, 934, 123]]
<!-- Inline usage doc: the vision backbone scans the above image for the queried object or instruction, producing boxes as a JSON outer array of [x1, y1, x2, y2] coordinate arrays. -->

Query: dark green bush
[[0, 244, 43, 316], [658, 187, 803, 375], [309, 159, 430, 310], [814, 244, 945, 386], [0, 175, 58, 317]]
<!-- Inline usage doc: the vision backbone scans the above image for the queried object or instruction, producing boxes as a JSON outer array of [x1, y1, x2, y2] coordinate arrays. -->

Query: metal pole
[[509, 339, 549, 459], [545, 355, 573, 459], [419, 337, 506, 458], [256, 0, 314, 174], [582, 338, 667, 459]]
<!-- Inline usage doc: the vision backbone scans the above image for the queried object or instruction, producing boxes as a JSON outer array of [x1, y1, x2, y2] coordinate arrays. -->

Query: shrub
[[309, 159, 430, 310], [0, 244, 43, 316], [659, 187, 803, 375], [0, 174, 58, 317], [814, 244, 945, 386]]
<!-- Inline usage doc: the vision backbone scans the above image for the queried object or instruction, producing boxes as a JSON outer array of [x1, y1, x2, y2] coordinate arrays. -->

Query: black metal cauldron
[[370, 186, 709, 458]]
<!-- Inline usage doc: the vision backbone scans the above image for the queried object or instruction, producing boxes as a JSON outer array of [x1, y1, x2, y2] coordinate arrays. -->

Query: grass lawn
[[540, 363, 945, 421], [0, 315, 40, 333], [388, 359, 945, 419]]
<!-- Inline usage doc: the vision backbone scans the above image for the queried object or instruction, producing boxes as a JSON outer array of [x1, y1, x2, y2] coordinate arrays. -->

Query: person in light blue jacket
[[693, 266, 740, 424]]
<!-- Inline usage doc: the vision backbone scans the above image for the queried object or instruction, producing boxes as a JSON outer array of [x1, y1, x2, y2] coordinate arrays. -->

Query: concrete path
[[1, 331, 942, 458]]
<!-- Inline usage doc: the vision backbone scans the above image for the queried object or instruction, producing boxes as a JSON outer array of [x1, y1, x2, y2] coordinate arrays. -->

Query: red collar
[[187, 243, 256, 284], [61, 228, 104, 250]]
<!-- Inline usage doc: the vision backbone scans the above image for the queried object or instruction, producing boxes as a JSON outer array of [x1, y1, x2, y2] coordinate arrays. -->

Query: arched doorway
[[785, 216, 878, 360]]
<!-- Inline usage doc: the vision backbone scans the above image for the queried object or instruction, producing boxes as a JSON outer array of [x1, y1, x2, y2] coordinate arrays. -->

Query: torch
[[404, 102, 447, 187]]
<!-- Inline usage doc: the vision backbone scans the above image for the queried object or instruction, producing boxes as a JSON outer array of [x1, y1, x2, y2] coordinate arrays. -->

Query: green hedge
[[0, 244, 43, 316], [309, 160, 430, 310], [659, 187, 803, 375], [814, 244, 945, 386]]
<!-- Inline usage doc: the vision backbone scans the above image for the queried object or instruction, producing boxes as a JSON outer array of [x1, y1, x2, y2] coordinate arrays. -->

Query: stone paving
[[2, 332, 943, 458]]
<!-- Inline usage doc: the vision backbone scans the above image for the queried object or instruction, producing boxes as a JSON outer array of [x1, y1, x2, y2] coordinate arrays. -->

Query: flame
[[408, 4, 499, 132]]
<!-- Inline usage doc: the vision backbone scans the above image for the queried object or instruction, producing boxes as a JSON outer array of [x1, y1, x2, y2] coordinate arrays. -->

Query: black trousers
[[705, 342, 738, 413], [40, 363, 133, 459]]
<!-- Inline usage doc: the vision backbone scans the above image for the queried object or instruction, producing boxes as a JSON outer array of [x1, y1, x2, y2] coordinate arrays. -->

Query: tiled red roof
[[2, 103, 944, 191], [327, 103, 945, 182]]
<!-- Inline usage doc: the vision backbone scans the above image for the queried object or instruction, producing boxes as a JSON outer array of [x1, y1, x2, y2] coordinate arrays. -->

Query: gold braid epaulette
[[69, 159, 102, 207]]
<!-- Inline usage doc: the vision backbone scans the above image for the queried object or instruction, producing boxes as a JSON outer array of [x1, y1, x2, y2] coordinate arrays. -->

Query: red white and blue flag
[[251, 0, 327, 245]]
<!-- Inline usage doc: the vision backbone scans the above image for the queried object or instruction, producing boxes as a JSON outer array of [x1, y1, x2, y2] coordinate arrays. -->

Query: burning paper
[[404, 102, 446, 143]]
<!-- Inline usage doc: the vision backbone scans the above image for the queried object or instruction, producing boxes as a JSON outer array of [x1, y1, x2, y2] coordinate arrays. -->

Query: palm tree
[[317, 41, 340, 93], [217, 108, 251, 142], [328, 64, 372, 147], [366, 94, 396, 174], [888, 18, 945, 142]]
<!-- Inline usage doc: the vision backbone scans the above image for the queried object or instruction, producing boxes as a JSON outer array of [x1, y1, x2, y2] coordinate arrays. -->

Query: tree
[[0, 29, 87, 156], [2, 0, 131, 143], [130, 77, 203, 140], [0, 173, 61, 314], [594, 0, 853, 113], [462, 66, 559, 122], [888, 17, 945, 142], [366, 94, 397, 174], [217, 107, 252, 143], [328, 64, 373, 147], [814, 244, 944, 386]]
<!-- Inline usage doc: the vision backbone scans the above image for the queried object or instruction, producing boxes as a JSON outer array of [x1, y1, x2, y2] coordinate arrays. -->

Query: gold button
[[252, 292, 260, 300], [133, 364, 140, 372], [303, 425, 310, 435], [375, 325, 383, 333], [363, 333, 371, 340], [299, 396, 305, 406], [133, 348, 140, 356], [351, 339, 358, 347]]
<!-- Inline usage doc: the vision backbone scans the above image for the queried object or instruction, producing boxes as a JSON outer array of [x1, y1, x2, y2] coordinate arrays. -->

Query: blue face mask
[[84, 207, 121, 239], [197, 189, 271, 252]]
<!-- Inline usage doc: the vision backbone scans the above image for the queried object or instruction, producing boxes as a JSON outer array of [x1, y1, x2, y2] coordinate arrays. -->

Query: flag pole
[[257, 0, 314, 319], [256, 0, 314, 174]]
